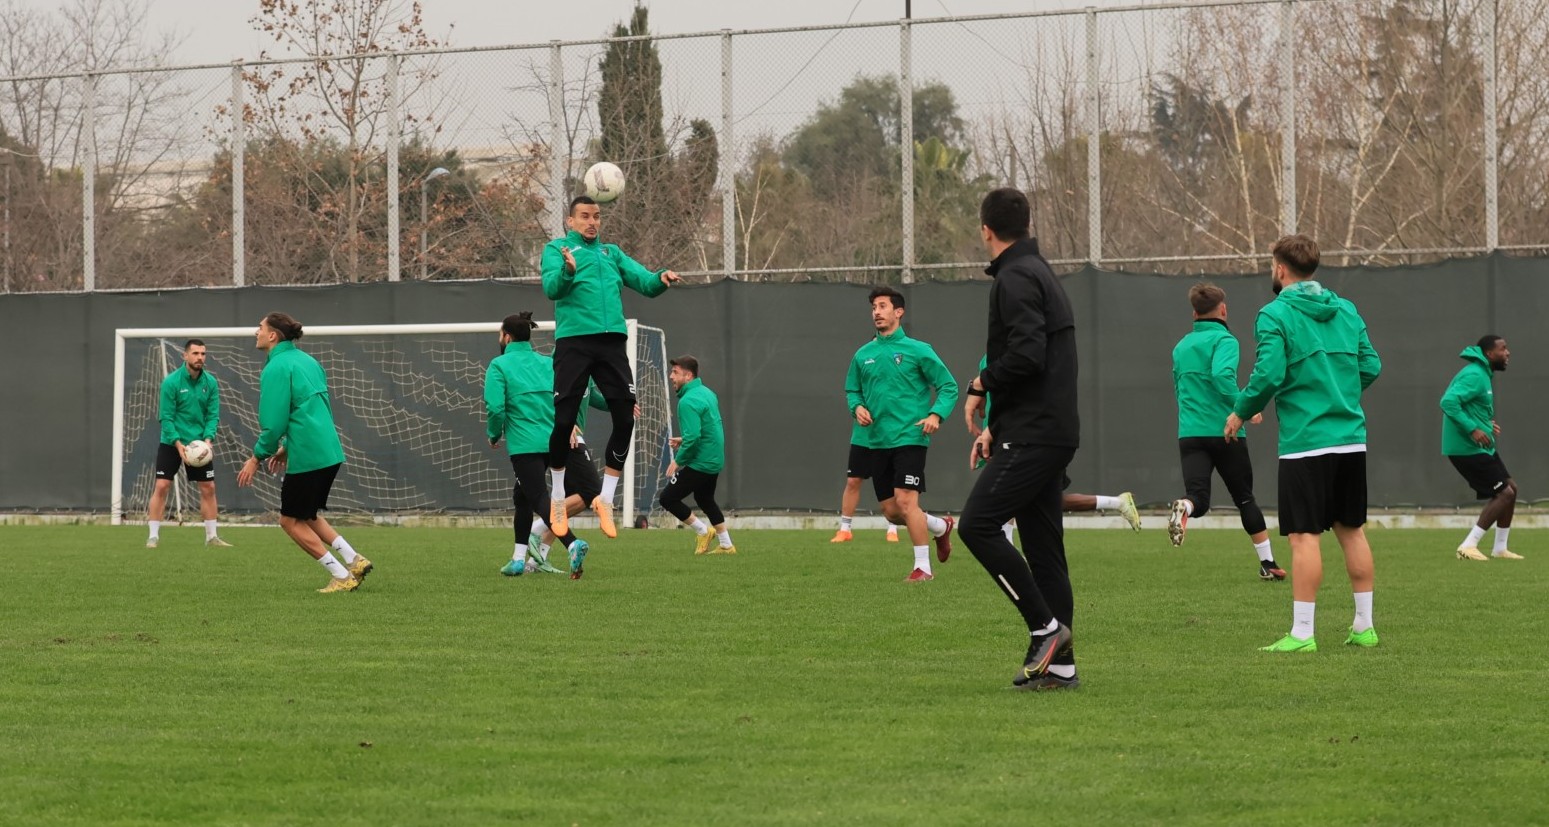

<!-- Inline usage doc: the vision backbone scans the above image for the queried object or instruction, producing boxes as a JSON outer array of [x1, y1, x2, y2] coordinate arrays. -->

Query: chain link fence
[[2, 0, 1546, 292]]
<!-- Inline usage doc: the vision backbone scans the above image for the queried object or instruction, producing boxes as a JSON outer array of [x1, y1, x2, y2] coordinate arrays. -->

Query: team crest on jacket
[[892, 353, 903, 366]]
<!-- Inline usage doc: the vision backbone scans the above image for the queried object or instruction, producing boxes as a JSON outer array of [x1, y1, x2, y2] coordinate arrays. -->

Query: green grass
[[2, 525, 1547, 826]]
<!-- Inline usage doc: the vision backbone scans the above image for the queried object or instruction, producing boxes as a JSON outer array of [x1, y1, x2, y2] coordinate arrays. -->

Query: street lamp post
[[419, 166, 450, 279]]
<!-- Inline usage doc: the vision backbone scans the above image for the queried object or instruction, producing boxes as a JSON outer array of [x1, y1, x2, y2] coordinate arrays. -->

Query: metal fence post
[[548, 41, 566, 238], [1085, 8, 1101, 267], [82, 73, 96, 291], [1280, 1, 1297, 235], [231, 62, 246, 287], [721, 29, 735, 278], [386, 54, 401, 281], [900, 19, 914, 283], [1483, 0, 1499, 252]]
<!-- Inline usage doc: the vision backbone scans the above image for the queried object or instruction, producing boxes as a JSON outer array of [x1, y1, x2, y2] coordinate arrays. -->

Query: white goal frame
[[110, 319, 661, 526]]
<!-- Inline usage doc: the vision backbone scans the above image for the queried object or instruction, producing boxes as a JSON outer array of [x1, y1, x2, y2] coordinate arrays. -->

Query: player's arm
[[540, 240, 577, 300], [919, 346, 959, 430], [1210, 337, 1241, 404], [252, 366, 293, 460], [844, 353, 871, 425], [1357, 323, 1382, 390], [1439, 370, 1489, 439], [979, 272, 1048, 392], [1233, 312, 1288, 421], [483, 364, 507, 445], [616, 248, 672, 297], [158, 375, 179, 446], [204, 379, 220, 441], [674, 397, 702, 464]]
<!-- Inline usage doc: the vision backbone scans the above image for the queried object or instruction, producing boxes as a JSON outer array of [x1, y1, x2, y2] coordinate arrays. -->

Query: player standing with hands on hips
[[542, 195, 682, 541]]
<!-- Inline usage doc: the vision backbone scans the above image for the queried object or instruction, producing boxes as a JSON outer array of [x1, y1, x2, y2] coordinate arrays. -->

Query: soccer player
[[541, 195, 682, 539], [964, 354, 1140, 532], [146, 339, 232, 548], [660, 355, 735, 555], [1442, 335, 1521, 561], [1226, 235, 1382, 652], [845, 285, 958, 582], [484, 313, 590, 579], [958, 188, 1081, 690], [236, 313, 371, 594], [1168, 283, 1285, 580]]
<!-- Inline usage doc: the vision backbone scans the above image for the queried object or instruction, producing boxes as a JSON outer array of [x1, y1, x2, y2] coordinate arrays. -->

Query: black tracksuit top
[[978, 237, 1081, 448]]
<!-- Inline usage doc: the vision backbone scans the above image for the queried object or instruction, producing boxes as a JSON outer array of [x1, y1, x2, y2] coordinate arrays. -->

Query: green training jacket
[[541, 230, 668, 340], [485, 342, 555, 456], [159, 365, 220, 446], [845, 328, 959, 450], [254, 340, 345, 474], [674, 377, 725, 474], [1173, 319, 1246, 439], [1233, 281, 1381, 456], [1440, 346, 1496, 457]]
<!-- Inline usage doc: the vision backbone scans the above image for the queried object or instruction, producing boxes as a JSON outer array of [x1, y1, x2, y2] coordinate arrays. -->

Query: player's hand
[[660, 270, 682, 286], [963, 394, 985, 436], [1493, 420, 1502, 436], [1250, 413, 1264, 425], [666, 461, 678, 480], [916, 414, 941, 435], [175, 442, 188, 463], [237, 457, 259, 487], [970, 429, 994, 469], [1472, 428, 1493, 447], [1224, 413, 1245, 442], [634, 403, 642, 419], [561, 246, 576, 275], [669, 437, 683, 449], [570, 426, 581, 450], [854, 406, 873, 426]]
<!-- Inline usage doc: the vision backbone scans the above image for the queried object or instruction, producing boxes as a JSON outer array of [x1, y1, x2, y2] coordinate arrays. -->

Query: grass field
[[2, 524, 1547, 825]]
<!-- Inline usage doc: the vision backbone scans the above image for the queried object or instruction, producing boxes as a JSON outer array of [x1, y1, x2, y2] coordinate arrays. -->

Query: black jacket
[[978, 237, 1080, 447]]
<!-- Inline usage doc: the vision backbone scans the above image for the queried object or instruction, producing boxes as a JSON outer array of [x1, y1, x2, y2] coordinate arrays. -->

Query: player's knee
[[844, 477, 862, 493], [1500, 482, 1518, 502]]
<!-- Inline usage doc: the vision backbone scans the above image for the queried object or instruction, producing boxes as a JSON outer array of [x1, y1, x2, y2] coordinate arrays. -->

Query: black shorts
[[846, 444, 875, 480], [871, 445, 927, 501], [1449, 453, 1512, 500], [568, 443, 603, 504], [280, 463, 341, 521], [1277, 451, 1367, 535], [155, 442, 215, 483]]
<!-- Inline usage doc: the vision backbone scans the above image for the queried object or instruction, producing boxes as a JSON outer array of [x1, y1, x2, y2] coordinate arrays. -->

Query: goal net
[[111, 321, 672, 527]]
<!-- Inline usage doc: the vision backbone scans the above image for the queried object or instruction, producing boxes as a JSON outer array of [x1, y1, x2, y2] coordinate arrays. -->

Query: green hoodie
[[485, 342, 555, 456], [253, 340, 345, 474], [159, 365, 220, 446], [674, 377, 725, 473], [1440, 346, 1496, 457], [541, 230, 668, 340], [1234, 281, 1381, 456], [1173, 319, 1246, 439], [845, 328, 959, 450]]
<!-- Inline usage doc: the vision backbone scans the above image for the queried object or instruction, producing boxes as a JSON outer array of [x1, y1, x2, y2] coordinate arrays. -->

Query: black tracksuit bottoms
[[549, 333, 637, 472]]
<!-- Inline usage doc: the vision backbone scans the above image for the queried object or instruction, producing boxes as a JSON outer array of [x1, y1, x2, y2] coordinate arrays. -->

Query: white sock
[[840, 515, 853, 531], [318, 553, 350, 579], [550, 468, 566, 501], [1095, 495, 1121, 510], [1352, 591, 1374, 633], [204, 520, 218, 540], [688, 517, 708, 536], [148, 520, 160, 539], [513, 542, 527, 562], [529, 518, 546, 538], [1253, 540, 1274, 563], [538, 543, 551, 562], [1493, 526, 1511, 553], [1047, 663, 1076, 678], [924, 514, 947, 536], [1032, 618, 1059, 636], [600, 473, 619, 504], [1001, 522, 1015, 542], [1180, 499, 1194, 517], [717, 530, 732, 548], [1291, 601, 1316, 640], [1462, 524, 1486, 549], [912, 545, 931, 575], [331, 535, 358, 564], [886, 523, 897, 535]]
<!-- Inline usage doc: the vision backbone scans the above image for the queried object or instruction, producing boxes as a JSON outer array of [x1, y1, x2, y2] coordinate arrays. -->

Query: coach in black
[[958, 187, 1082, 691]]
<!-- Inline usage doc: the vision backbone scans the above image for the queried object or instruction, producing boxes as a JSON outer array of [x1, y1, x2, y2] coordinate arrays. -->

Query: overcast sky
[[112, 0, 1150, 65]]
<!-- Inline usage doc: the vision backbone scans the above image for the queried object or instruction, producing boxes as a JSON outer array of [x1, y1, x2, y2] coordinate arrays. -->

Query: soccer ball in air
[[184, 440, 213, 468], [583, 161, 626, 203]]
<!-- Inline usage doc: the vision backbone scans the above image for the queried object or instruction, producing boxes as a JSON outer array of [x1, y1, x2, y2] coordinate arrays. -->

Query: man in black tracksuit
[[959, 187, 1082, 691]]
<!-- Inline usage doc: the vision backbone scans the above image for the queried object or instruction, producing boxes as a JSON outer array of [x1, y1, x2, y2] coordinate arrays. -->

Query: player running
[[1442, 335, 1522, 561], [236, 313, 371, 593], [660, 356, 735, 555], [541, 195, 681, 540], [845, 285, 958, 582], [147, 338, 233, 549]]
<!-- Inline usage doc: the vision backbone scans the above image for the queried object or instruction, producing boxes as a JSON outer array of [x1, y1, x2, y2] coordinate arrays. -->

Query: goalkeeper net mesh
[[115, 323, 672, 525]]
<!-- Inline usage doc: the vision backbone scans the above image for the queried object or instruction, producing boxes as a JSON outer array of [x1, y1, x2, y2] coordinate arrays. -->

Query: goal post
[[110, 320, 671, 528]]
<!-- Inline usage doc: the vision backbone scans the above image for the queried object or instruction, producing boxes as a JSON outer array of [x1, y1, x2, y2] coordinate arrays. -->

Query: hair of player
[[868, 285, 906, 310], [1189, 283, 1226, 316], [1478, 334, 1505, 352], [979, 187, 1032, 242], [184, 338, 205, 349], [263, 312, 304, 341], [502, 311, 537, 342], [1271, 234, 1320, 277], [670, 354, 700, 377], [569, 195, 597, 215]]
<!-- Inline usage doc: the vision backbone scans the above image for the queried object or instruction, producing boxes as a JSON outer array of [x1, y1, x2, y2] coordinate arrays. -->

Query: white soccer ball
[[583, 161, 626, 203], [184, 440, 213, 468]]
